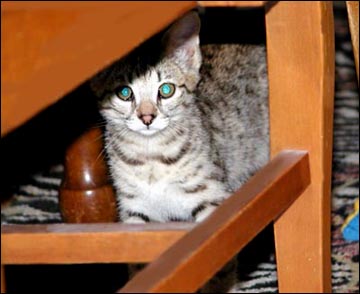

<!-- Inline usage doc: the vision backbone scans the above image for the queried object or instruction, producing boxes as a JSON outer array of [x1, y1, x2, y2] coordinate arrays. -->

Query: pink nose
[[139, 114, 155, 126]]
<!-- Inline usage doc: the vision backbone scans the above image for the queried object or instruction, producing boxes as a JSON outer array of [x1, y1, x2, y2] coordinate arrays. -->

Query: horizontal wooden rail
[[119, 150, 310, 293], [1, 223, 194, 264]]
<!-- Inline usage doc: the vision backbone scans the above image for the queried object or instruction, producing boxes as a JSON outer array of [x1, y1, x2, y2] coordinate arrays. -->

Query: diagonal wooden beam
[[1, 1, 196, 136]]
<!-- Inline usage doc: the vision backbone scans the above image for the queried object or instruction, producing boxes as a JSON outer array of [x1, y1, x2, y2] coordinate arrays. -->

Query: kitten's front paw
[[194, 205, 218, 222], [124, 216, 147, 224], [123, 211, 150, 224]]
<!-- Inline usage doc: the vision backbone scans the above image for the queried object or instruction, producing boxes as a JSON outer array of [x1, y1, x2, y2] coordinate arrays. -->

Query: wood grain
[[59, 127, 117, 223], [346, 1, 359, 83], [1, 1, 196, 136], [119, 151, 310, 293], [266, 2, 334, 292], [1, 223, 194, 264]]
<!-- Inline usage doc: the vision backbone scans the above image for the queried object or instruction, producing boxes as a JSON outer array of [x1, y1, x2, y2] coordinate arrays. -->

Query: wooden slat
[[118, 150, 310, 293], [1, 264, 5, 293], [266, 2, 334, 292], [1, 223, 194, 264], [198, 1, 266, 7], [346, 1, 359, 83], [1, 1, 196, 136]]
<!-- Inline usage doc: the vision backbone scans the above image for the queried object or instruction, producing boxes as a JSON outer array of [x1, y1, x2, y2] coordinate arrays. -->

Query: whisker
[[93, 146, 108, 166]]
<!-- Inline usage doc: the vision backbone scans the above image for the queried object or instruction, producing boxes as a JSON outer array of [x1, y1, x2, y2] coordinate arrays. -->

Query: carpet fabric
[[1, 4, 358, 293]]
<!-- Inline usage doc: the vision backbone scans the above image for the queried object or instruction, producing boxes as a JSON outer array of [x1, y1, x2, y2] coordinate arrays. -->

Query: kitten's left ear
[[162, 11, 201, 90]]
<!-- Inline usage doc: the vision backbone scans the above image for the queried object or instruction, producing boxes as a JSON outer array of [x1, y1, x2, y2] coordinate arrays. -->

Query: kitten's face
[[91, 12, 201, 137], [98, 61, 188, 136]]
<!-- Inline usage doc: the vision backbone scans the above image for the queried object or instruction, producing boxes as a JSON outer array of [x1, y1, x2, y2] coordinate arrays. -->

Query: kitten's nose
[[139, 114, 156, 126], [137, 101, 157, 126]]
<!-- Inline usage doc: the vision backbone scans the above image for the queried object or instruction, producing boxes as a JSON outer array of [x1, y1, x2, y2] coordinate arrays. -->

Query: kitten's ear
[[162, 11, 201, 90]]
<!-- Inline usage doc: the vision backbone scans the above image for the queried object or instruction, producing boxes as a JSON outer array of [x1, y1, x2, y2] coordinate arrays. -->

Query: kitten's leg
[[193, 201, 238, 293], [122, 212, 150, 279], [128, 263, 146, 279]]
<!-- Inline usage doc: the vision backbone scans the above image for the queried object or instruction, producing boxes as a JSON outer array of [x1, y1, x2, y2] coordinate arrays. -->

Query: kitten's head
[[90, 12, 201, 136]]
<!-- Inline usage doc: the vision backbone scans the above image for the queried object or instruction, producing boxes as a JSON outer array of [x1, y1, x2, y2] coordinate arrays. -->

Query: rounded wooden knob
[[59, 127, 118, 223]]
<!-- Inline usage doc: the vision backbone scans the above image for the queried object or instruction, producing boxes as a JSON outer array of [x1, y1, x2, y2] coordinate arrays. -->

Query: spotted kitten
[[90, 11, 268, 292], [90, 11, 268, 224]]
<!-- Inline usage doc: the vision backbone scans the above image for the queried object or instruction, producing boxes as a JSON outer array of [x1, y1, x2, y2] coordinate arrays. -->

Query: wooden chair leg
[[265, 2, 334, 293], [59, 127, 117, 223], [1, 264, 5, 293]]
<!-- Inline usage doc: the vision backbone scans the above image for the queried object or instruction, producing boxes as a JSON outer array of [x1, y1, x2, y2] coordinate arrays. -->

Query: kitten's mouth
[[127, 124, 164, 136], [126, 117, 169, 136]]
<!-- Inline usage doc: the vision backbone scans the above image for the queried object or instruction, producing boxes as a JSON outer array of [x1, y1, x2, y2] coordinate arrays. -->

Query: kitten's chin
[[138, 128, 160, 136], [129, 125, 166, 136]]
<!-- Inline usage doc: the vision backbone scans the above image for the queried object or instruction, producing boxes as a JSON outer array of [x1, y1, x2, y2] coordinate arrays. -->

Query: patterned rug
[[1, 3, 358, 293]]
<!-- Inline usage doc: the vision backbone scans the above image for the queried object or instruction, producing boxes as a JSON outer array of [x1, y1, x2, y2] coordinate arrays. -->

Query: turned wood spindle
[[59, 127, 117, 223]]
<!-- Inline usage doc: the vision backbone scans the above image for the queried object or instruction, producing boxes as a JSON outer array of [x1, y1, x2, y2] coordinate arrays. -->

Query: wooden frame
[[266, 2, 334, 292], [2, 151, 310, 292], [1, 1, 334, 293]]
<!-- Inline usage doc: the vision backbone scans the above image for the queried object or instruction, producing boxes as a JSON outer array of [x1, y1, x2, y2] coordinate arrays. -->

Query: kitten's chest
[[128, 183, 184, 222], [125, 163, 198, 221], [136, 161, 173, 184]]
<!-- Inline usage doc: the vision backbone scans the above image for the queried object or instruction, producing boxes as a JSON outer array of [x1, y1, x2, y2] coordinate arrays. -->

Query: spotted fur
[[90, 12, 269, 226], [90, 13, 269, 291]]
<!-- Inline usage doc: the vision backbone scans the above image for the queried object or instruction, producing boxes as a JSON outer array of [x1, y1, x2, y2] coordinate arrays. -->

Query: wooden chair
[[1, 1, 335, 292]]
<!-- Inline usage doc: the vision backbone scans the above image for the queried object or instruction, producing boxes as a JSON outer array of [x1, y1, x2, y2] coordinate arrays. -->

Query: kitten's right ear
[[162, 11, 202, 90], [163, 11, 200, 47]]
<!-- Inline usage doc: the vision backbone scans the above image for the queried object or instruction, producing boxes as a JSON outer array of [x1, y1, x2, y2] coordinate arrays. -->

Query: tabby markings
[[155, 140, 191, 165], [191, 201, 220, 218], [184, 184, 207, 194], [126, 211, 150, 222]]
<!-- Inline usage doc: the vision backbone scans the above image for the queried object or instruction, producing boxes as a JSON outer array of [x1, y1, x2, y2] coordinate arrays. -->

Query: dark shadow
[[5, 263, 128, 293], [1, 84, 101, 201], [198, 7, 266, 45]]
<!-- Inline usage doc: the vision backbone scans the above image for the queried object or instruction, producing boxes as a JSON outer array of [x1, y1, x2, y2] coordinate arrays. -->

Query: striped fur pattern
[[90, 12, 268, 292], [90, 12, 269, 225]]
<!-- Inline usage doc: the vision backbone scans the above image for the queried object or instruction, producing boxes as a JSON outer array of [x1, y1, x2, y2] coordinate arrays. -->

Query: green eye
[[116, 86, 133, 101], [159, 83, 175, 99]]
